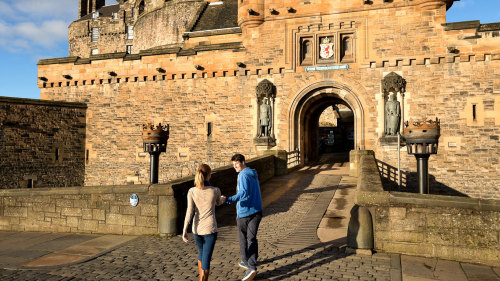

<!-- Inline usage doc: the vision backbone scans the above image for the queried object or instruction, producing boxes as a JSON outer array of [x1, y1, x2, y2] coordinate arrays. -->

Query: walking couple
[[183, 154, 263, 281]]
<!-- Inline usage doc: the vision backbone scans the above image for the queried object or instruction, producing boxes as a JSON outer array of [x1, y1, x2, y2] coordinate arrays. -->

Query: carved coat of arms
[[319, 37, 334, 59]]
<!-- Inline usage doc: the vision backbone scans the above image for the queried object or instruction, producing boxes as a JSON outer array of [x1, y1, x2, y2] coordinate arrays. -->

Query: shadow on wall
[[376, 159, 468, 197]]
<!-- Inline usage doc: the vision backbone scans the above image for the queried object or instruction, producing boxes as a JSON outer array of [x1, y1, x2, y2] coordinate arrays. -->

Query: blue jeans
[[193, 232, 218, 270]]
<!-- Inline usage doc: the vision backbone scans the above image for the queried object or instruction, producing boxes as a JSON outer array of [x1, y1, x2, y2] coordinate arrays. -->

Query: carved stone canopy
[[382, 72, 406, 95], [256, 79, 276, 100]]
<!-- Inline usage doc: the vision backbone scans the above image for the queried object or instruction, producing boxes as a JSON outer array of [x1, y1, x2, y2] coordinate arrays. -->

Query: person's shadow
[[257, 239, 352, 280]]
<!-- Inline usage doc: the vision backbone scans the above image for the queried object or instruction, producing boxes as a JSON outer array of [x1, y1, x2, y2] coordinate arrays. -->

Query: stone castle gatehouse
[[32, 0, 499, 198]]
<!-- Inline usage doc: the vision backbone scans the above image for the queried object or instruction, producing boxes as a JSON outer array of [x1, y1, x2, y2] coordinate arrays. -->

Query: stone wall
[[0, 97, 87, 189], [0, 154, 277, 235], [374, 193, 500, 267], [39, 1, 500, 199], [354, 152, 500, 266]]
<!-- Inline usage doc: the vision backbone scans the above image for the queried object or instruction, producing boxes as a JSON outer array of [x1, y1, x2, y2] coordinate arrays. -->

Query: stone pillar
[[158, 196, 177, 236], [347, 205, 374, 249]]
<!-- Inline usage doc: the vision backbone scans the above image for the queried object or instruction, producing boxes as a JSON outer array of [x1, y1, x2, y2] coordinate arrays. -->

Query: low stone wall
[[353, 150, 500, 266], [0, 154, 277, 236]]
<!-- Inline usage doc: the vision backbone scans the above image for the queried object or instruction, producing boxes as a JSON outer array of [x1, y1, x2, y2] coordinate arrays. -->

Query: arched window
[[341, 34, 354, 62], [139, 0, 145, 15], [300, 39, 312, 65]]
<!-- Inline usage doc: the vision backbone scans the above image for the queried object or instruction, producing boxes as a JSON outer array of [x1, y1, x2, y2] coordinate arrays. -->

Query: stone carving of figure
[[259, 98, 271, 137], [385, 93, 400, 135]]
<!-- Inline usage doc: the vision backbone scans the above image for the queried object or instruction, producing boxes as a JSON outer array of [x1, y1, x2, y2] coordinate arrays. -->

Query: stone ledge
[[37, 56, 79, 66], [0, 184, 174, 197], [184, 27, 242, 38], [442, 20, 480, 31], [389, 192, 500, 211], [0, 96, 87, 108], [478, 22, 500, 32]]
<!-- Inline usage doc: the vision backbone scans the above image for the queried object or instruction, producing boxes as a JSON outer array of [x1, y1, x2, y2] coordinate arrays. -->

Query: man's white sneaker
[[242, 269, 256, 281], [238, 261, 249, 270]]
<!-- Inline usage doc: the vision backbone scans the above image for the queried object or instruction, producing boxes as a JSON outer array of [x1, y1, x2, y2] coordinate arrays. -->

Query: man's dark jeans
[[237, 211, 262, 270]]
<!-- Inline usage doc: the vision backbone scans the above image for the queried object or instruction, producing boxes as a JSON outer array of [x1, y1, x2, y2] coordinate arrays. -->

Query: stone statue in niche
[[259, 97, 271, 137], [255, 79, 276, 144], [382, 72, 406, 136], [385, 93, 400, 135]]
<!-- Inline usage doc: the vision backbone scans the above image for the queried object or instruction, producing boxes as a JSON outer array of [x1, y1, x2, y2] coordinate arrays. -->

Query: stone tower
[[79, 0, 106, 18]]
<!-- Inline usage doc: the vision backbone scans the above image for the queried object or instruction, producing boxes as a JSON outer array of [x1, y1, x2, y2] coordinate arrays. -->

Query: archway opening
[[301, 96, 354, 163], [318, 104, 354, 156], [289, 82, 364, 165]]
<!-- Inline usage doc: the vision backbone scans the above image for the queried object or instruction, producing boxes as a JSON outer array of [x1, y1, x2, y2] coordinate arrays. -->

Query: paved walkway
[[0, 154, 498, 280]]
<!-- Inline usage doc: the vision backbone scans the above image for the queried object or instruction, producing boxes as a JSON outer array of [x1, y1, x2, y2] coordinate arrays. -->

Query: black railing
[[376, 159, 407, 191], [287, 150, 300, 167]]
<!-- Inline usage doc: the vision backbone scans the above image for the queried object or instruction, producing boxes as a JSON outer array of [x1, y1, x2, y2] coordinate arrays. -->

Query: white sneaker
[[242, 269, 256, 281], [238, 260, 249, 270]]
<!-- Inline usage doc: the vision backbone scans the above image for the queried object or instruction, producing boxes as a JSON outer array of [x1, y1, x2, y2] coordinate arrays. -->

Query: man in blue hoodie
[[222, 154, 263, 281]]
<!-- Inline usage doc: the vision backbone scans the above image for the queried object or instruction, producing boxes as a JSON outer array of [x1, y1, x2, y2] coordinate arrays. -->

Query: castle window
[[91, 48, 98, 55], [131, 7, 135, 18], [126, 45, 133, 54], [92, 12, 99, 21], [91, 27, 99, 42], [340, 34, 354, 62], [139, 1, 145, 15], [112, 12, 119, 20], [300, 38, 313, 65], [127, 26, 134, 40]]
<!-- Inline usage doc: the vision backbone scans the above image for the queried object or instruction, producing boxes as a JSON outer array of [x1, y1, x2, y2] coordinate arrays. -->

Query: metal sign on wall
[[305, 65, 349, 71]]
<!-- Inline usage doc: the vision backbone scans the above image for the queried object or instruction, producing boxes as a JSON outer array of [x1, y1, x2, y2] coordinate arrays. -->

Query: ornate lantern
[[403, 118, 440, 194], [142, 123, 170, 184]]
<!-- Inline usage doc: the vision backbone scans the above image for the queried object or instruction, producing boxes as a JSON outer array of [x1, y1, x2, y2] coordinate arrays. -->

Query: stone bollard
[[347, 205, 374, 251], [158, 195, 177, 236]]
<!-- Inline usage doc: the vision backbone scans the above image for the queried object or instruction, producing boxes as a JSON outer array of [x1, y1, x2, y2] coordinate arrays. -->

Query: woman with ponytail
[[183, 164, 223, 281]]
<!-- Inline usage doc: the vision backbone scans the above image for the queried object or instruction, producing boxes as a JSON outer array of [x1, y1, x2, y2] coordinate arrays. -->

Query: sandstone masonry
[[31, 0, 500, 199], [0, 97, 87, 189]]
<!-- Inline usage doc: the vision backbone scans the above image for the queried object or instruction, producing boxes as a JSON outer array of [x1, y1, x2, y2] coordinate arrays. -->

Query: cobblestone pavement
[[1, 155, 496, 281]]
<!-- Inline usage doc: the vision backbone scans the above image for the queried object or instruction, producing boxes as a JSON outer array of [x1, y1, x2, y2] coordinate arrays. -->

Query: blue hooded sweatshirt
[[225, 167, 263, 218]]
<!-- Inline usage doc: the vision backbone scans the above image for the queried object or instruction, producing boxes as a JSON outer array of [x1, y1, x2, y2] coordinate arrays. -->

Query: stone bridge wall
[[0, 154, 278, 236], [353, 150, 500, 266]]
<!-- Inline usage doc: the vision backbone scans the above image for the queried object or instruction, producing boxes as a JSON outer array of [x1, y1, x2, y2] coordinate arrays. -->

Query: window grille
[[127, 26, 134, 40], [91, 27, 99, 42]]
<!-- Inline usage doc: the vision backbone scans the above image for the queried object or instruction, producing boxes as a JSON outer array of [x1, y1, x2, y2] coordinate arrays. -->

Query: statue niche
[[382, 72, 406, 136], [255, 79, 276, 146]]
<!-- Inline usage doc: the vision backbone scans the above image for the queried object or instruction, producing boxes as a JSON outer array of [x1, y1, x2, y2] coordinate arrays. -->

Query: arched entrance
[[289, 81, 365, 164]]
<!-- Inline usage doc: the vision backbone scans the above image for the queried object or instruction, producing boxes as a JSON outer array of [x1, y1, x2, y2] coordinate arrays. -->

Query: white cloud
[[12, 0, 77, 21], [0, 19, 68, 52], [0, 2, 15, 18], [454, 0, 475, 8], [0, 0, 73, 53]]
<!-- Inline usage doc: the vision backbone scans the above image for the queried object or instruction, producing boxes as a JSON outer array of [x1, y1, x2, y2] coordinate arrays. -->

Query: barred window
[[127, 26, 134, 40], [126, 45, 133, 54], [91, 27, 99, 42]]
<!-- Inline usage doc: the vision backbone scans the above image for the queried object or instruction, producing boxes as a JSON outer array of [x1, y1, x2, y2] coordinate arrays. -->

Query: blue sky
[[0, 0, 498, 100]]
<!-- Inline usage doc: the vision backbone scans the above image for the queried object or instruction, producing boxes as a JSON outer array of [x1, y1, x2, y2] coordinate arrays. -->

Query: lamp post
[[142, 123, 170, 184], [403, 118, 440, 194]]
